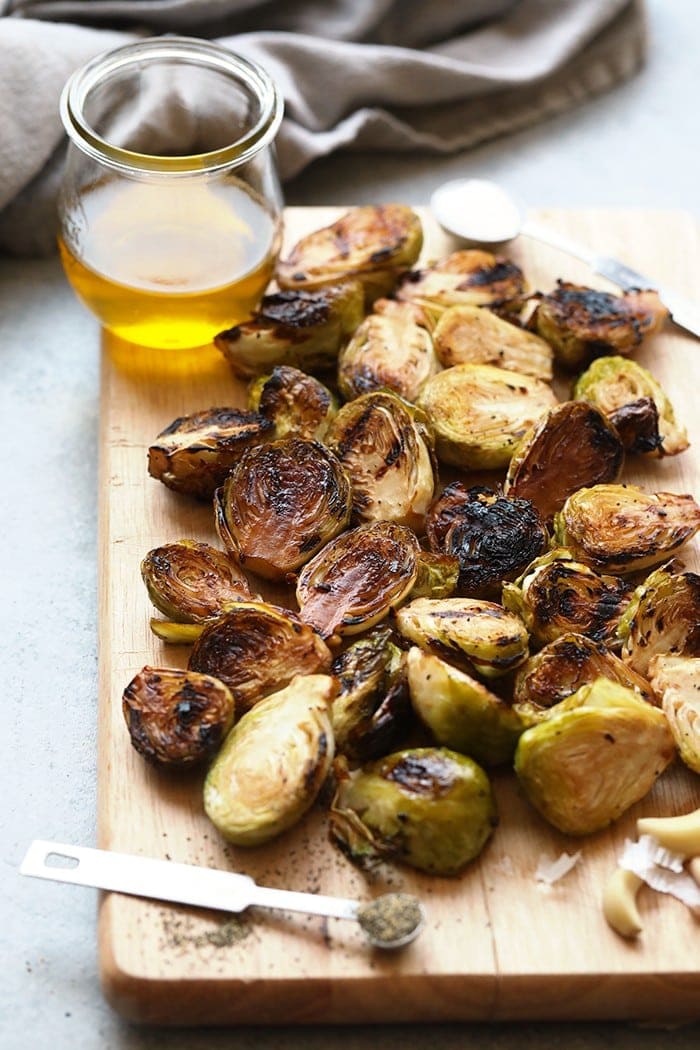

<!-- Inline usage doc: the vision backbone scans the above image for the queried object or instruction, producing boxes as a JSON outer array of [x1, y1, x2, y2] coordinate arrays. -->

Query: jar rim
[[60, 37, 283, 176]]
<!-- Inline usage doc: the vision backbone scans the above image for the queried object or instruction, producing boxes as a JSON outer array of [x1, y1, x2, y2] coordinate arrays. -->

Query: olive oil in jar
[[58, 179, 279, 350]]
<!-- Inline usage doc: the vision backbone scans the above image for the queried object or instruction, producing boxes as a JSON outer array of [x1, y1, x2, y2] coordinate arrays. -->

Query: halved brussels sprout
[[407, 648, 524, 766], [326, 391, 436, 533], [573, 356, 688, 456], [417, 364, 557, 470], [188, 601, 332, 713], [514, 677, 675, 835], [433, 304, 553, 381], [410, 551, 460, 599], [296, 522, 420, 640], [248, 365, 337, 442], [533, 282, 668, 370], [504, 401, 624, 523], [398, 250, 526, 322], [122, 666, 235, 767], [502, 548, 632, 649], [617, 567, 700, 676], [553, 484, 700, 574], [337, 298, 439, 403], [276, 205, 423, 303], [204, 674, 337, 846], [141, 541, 253, 624], [213, 438, 352, 580], [329, 747, 497, 874], [648, 655, 700, 774], [147, 407, 273, 500], [215, 281, 364, 379], [425, 480, 475, 552], [395, 596, 529, 679]]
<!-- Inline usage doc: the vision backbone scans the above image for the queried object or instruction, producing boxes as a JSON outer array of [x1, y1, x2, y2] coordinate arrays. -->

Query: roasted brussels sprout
[[607, 398, 663, 455], [398, 250, 526, 322], [433, 304, 553, 381], [395, 596, 529, 679], [618, 567, 700, 676], [533, 282, 668, 370], [296, 522, 420, 640], [553, 484, 700, 574], [504, 401, 624, 523], [573, 356, 688, 456], [514, 678, 675, 835], [326, 391, 436, 533], [407, 648, 524, 766], [337, 298, 439, 403], [248, 365, 337, 442], [213, 438, 352, 580], [141, 541, 253, 624], [329, 747, 497, 874], [502, 548, 632, 649], [189, 601, 332, 713], [410, 551, 460, 599], [276, 205, 423, 303], [215, 281, 364, 379], [648, 655, 700, 774], [149, 620, 204, 645], [122, 666, 235, 767], [204, 674, 337, 846], [417, 364, 557, 470], [147, 407, 273, 500], [425, 480, 475, 552]]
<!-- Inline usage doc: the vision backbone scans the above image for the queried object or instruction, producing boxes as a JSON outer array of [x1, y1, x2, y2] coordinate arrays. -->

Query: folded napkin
[[0, 0, 645, 255]]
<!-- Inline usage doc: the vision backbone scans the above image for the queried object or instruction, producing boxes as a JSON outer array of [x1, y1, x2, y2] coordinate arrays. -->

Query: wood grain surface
[[97, 207, 700, 1025]]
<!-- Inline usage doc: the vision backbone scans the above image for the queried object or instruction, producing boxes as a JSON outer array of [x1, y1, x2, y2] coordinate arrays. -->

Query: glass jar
[[58, 38, 284, 350]]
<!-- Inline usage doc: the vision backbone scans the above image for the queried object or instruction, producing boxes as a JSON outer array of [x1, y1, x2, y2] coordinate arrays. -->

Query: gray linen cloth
[[0, 0, 646, 255]]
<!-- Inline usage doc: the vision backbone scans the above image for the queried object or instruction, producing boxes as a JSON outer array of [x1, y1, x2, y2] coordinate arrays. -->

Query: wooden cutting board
[[97, 207, 700, 1025]]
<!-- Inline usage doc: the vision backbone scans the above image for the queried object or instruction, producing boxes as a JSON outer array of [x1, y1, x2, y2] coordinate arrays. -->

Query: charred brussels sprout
[[504, 401, 624, 523], [141, 541, 253, 624], [618, 567, 700, 676], [649, 655, 700, 775], [248, 366, 337, 442], [214, 438, 352, 580], [326, 391, 436, 533], [574, 356, 688, 457], [189, 601, 332, 714], [502, 548, 632, 649], [329, 747, 497, 874], [553, 484, 700, 574], [425, 480, 475, 552], [204, 675, 337, 845], [398, 250, 526, 322], [296, 522, 420, 641], [433, 304, 553, 381], [395, 597, 529, 679], [514, 678, 675, 835], [147, 407, 273, 500], [607, 398, 663, 455], [277, 205, 423, 304], [417, 364, 557, 470], [215, 282, 364, 379], [407, 648, 524, 766], [122, 666, 235, 767]]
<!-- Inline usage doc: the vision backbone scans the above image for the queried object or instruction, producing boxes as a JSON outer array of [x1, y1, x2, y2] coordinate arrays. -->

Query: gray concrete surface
[[2, 0, 699, 1047]]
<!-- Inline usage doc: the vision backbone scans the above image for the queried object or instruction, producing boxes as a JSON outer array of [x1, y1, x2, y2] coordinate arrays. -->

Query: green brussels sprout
[[149, 620, 205, 645], [649, 655, 700, 775], [329, 747, 497, 874], [504, 401, 624, 523], [140, 540, 253, 624], [213, 438, 352, 580], [553, 484, 700, 574], [394, 596, 529, 679], [326, 390, 436, 533], [573, 355, 688, 457], [406, 647, 524, 766], [122, 666, 235, 768], [189, 601, 332, 714], [409, 551, 460, 600], [514, 677, 675, 835], [397, 249, 526, 322], [147, 407, 273, 500], [204, 674, 337, 845], [502, 548, 632, 649], [337, 298, 439, 403], [417, 364, 557, 470], [617, 567, 700, 676], [248, 365, 337, 442], [433, 303, 553, 381], [296, 522, 420, 641], [215, 281, 365, 379]]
